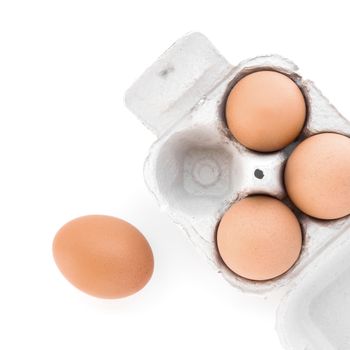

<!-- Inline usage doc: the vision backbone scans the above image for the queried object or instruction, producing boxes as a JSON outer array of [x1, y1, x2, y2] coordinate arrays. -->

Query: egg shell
[[285, 133, 350, 220], [53, 215, 154, 299], [225, 70, 306, 152], [216, 196, 302, 281]]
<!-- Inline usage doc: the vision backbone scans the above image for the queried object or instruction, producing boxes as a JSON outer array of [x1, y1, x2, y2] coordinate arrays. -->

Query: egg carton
[[125, 32, 350, 350]]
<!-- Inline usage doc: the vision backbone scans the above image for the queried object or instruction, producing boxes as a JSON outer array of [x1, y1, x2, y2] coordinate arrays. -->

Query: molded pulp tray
[[125, 32, 350, 350]]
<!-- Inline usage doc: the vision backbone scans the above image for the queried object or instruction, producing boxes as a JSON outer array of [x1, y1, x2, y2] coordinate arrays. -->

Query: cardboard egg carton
[[126, 32, 350, 349]]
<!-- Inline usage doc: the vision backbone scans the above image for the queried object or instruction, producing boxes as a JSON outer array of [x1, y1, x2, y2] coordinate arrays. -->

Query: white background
[[0, 1, 349, 349]]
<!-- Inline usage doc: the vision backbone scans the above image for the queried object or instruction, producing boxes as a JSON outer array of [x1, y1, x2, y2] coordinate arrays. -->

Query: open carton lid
[[277, 219, 350, 350], [125, 32, 350, 349]]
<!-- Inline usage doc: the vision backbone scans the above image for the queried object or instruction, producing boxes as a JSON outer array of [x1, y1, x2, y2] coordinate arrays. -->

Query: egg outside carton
[[125, 32, 350, 295]]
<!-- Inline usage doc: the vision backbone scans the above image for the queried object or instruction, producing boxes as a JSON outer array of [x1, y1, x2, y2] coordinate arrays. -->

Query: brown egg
[[52, 215, 154, 299], [216, 196, 302, 281], [285, 133, 350, 219], [225, 70, 306, 152]]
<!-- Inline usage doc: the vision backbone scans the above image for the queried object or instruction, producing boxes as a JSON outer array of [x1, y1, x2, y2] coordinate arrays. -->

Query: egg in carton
[[125, 32, 350, 349]]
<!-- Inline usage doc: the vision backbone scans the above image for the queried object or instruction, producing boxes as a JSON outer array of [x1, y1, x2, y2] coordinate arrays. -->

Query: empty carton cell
[[184, 148, 230, 196], [155, 127, 236, 217]]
